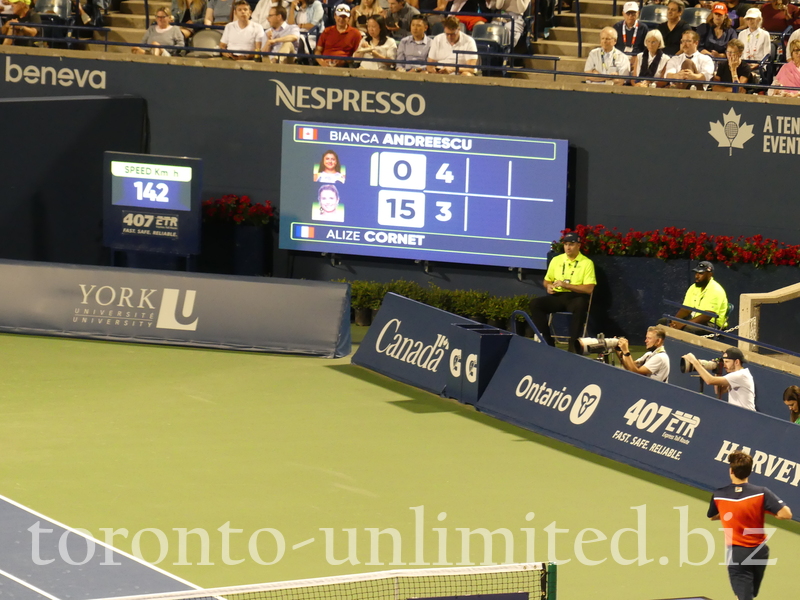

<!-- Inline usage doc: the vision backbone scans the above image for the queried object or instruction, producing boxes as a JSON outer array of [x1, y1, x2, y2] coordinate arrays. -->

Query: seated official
[[660, 260, 728, 334], [528, 232, 596, 354], [616, 326, 670, 383], [682, 347, 755, 411]]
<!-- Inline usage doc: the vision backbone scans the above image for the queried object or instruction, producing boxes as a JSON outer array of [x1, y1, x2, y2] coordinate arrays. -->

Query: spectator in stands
[[584, 27, 630, 84], [725, 0, 742, 29], [739, 8, 771, 62], [528, 232, 596, 354], [1, 0, 13, 15], [663, 30, 715, 87], [315, 4, 362, 67], [682, 347, 755, 411], [616, 327, 670, 383], [288, 0, 325, 45], [783, 385, 800, 423], [485, 0, 531, 49], [205, 0, 234, 25], [351, 0, 383, 35], [396, 13, 431, 72], [697, 3, 737, 57], [252, 0, 288, 29], [659, 0, 691, 55], [614, 2, 648, 55], [1, 0, 41, 46], [262, 5, 299, 63], [446, 0, 488, 33], [660, 261, 729, 333], [132, 6, 185, 55], [219, 0, 265, 59], [770, 38, 800, 95], [632, 29, 670, 85], [760, 0, 800, 33], [711, 38, 751, 92], [355, 15, 397, 68], [427, 15, 478, 75], [385, 0, 419, 40], [171, 0, 207, 39]]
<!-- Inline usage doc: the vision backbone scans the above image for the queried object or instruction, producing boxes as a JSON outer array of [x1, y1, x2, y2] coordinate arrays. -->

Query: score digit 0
[[370, 151, 427, 190]]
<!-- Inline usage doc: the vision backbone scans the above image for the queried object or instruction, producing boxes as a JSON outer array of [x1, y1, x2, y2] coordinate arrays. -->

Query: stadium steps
[[97, 0, 148, 52]]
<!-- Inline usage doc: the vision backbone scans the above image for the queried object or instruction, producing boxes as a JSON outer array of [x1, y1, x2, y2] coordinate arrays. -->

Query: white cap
[[623, 1, 639, 13], [744, 7, 761, 20]]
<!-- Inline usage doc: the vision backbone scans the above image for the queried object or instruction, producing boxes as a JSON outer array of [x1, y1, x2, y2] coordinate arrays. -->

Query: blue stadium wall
[[2, 48, 798, 298]]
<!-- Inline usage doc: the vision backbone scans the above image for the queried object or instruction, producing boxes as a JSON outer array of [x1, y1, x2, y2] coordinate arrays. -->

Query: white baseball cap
[[744, 7, 761, 20], [334, 4, 351, 17], [623, 1, 639, 13]]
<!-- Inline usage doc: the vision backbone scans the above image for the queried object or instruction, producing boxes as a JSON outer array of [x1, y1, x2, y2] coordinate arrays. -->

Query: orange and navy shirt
[[708, 482, 786, 547]]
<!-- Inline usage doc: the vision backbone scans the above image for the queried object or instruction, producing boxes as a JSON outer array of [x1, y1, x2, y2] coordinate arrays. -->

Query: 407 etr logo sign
[[708, 108, 754, 156]]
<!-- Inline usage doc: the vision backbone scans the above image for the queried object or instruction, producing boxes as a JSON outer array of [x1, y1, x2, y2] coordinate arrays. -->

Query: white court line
[[0, 494, 203, 593], [506, 161, 512, 237], [0, 567, 62, 600]]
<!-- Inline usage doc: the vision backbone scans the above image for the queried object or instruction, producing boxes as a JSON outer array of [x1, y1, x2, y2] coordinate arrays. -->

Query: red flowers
[[202, 195, 275, 226], [554, 225, 800, 268]]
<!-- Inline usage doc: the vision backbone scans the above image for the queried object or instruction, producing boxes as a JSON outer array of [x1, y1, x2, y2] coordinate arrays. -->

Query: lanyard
[[561, 257, 580, 282], [601, 51, 617, 72], [623, 22, 639, 50]]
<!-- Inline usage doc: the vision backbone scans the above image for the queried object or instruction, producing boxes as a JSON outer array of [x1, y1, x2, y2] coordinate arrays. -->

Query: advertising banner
[[352, 293, 477, 395], [0, 260, 350, 357], [477, 336, 800, 517]]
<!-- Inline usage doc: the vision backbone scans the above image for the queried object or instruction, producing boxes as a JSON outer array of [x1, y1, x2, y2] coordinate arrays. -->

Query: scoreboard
[[279, 121, 568, 270], [103, 152, 202, 255]]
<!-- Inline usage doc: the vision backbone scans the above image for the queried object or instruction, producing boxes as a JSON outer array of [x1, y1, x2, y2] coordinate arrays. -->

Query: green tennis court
[[1, 328, 798, 599]]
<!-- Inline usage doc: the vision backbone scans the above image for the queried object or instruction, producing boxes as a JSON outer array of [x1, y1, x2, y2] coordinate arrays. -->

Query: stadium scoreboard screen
[[103, 152, 203, 255], [279, 121, 568, 270]]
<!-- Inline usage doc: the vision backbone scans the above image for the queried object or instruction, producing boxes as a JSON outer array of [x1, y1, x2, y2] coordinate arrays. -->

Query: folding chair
[[186, 29, 223, 58], [548, 292, 593, 346]]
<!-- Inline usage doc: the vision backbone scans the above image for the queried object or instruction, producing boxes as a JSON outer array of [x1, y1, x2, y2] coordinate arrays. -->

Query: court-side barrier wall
[[355, 294, 800, 520], [0, 260, 351, 357], [4, 49, 800, 295]]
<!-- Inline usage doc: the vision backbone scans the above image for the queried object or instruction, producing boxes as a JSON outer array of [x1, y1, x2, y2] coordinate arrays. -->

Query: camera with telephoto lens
[[680, 357, 721, 374], [577, 334, 621, 356]]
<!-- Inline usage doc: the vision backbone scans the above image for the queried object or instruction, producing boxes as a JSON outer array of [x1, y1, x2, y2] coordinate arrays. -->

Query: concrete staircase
[[96, 0, 149, 52], [523, 0, 623, 82]]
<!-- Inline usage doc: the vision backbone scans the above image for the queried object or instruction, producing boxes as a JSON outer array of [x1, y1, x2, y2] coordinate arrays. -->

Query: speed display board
[[103, 151, 202, 255], [279, 121, 568, 269]]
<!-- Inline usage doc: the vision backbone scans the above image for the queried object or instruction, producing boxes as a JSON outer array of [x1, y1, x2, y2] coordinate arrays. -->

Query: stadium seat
[[548, 292, 593, 346], [186, 29, 223, 58], [34, 0, 73, 48], [682, 7, 710, 28], [472, 22, 511, 76], [639, 4, 667, 29]]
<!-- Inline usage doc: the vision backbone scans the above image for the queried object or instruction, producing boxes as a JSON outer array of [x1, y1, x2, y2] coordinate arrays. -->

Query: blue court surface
[[0, 495, 197, 600]]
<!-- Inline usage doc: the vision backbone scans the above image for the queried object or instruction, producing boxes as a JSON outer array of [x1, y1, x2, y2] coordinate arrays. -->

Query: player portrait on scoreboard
[[313, 150, 347, 184], [312, 184, 345, 223]]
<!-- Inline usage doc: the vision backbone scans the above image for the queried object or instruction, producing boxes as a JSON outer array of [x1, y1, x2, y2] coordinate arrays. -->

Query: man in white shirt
[[663, 29, 715, 88], [682, 347, 756, 411], [616, 326, 670, 383], [427, 15, 477, 75], [220, 0, 266, 59], [262, 5, 299, 63], [584, 27, 630, 84]]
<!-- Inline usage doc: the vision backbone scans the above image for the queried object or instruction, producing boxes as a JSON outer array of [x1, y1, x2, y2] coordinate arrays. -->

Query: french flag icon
[[295, 225, 315, 239], [298, 127, 317, 141]]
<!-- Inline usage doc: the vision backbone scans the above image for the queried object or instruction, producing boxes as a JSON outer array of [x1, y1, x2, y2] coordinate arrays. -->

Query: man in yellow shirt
[[662, 261, 728, 334], [528, 232, 596, 353]]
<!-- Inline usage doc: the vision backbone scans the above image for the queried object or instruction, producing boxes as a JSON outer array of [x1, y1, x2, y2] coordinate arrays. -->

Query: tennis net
[[91, 563, 556, 600]]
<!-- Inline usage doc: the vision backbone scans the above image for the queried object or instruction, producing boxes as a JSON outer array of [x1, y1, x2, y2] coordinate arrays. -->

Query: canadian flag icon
[[298, 127, 318, 141]]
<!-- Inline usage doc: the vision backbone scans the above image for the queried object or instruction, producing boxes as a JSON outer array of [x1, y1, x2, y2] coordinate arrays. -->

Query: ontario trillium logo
[[708, 109, 754, 156]]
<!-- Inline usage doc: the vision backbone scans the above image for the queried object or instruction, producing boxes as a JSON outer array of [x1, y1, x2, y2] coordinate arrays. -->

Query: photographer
[[682, 347, 755, 411], [616, 326, 670, 383]]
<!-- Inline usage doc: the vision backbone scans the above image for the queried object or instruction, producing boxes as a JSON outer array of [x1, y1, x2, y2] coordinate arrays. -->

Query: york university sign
[[272, 79, 426, 116]]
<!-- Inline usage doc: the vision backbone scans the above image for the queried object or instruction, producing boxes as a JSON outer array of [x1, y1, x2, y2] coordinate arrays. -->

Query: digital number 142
[[133, 181, 169, 203]]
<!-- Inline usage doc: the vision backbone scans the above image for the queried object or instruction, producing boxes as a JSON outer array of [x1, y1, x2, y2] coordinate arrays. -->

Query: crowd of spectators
[[586, 0, 800, 93], [4, 0, 800, 88]]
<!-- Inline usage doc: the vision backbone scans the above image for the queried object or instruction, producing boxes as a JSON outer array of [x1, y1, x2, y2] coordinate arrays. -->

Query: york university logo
[[156, 289, 199, 331], [76, 285, 199, 332], [708, 108, 754, 156]]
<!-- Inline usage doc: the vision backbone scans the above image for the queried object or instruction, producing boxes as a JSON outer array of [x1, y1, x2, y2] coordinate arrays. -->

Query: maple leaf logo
[[709, 108, 754, 156]]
